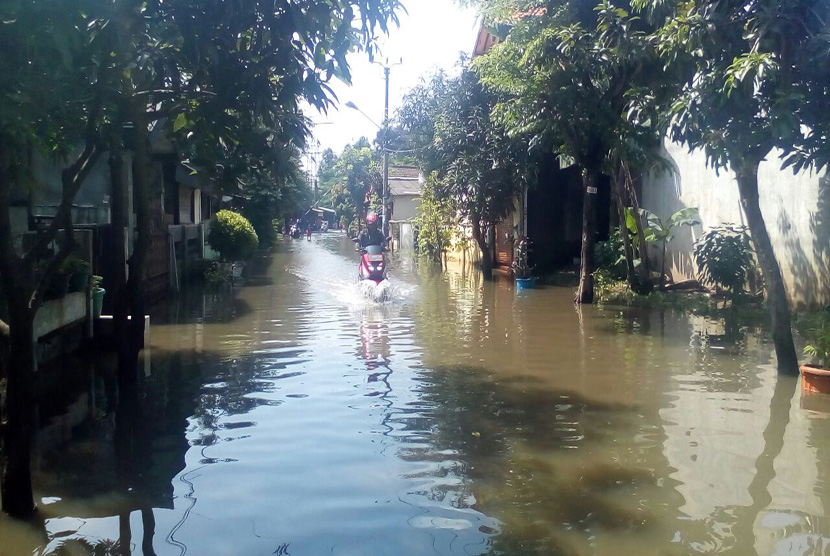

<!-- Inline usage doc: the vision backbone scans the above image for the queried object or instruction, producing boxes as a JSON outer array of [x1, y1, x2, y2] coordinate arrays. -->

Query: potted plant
[[62, 255, 92, 292], [91, 274, 106, 318], [799, 310, 830, 394], [512, 236, 535, 290]]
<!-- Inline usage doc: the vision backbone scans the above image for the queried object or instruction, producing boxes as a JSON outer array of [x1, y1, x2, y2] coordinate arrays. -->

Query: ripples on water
[[2, 234, 830, 555]]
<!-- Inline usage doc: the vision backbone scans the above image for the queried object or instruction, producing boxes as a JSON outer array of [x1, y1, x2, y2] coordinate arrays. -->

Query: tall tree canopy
[[399, 64, 532, 277], [474, 0, 679, 301]]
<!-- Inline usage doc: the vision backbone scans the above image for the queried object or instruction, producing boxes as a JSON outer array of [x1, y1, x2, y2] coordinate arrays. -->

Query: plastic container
[[516, 277, 536, 291]]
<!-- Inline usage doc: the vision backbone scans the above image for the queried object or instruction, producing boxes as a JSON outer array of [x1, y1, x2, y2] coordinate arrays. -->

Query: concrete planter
[[92, 288, 106, 318], [232, 262, 244, 279], [800, 364, 830, 395]]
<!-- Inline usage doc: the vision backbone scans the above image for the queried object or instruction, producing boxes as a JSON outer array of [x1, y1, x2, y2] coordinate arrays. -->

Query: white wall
[[642, 139, 830, 308], [392, 195, 420, 222], [179, 187, 193, 224]]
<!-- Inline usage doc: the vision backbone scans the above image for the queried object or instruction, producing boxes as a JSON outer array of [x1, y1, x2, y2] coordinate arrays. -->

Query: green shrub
[[694, 225, 754, 296], [796, 308, 830, 368], [416, 175, 452, 263], [594, 227, 627, 280], [208, 210, 259, 261]]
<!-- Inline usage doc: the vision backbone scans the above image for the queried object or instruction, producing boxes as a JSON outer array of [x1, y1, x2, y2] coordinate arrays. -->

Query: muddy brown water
[[1, 235, 829, 555]]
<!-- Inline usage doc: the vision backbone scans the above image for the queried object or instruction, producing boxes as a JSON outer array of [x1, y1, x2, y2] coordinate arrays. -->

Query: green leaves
[[173, 113, 189, 132], [208, 210, 259, 262], [669, 206, 701, 228], [693, 224, 754, 296], [399, 64, 530, 234], [625, 206, 699, 243], [650, 0, 830, 173]]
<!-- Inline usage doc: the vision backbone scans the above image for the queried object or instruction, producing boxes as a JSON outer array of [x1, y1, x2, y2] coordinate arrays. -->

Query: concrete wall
[[393, 194, 420, 221], [641, 139, 830, 308]]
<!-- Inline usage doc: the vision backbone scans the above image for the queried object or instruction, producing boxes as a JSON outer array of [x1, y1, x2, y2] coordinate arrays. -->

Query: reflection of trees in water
[[599, 306, 769, 394], [151, 283, 254, 325], [409, 365, 681, 555], [663, 375, 830, 555], [26, 344, 302, 555]]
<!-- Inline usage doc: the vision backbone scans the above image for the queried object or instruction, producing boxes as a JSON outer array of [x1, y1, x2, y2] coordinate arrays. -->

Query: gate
[[143, 231, 170, 304]]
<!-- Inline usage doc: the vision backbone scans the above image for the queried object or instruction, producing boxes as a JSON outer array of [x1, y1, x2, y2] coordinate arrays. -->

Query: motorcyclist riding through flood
[[357, 212, 386, 249]]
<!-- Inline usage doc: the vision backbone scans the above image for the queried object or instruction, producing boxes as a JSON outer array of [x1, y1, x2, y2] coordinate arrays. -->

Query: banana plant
[[625, 207, 701, 285]]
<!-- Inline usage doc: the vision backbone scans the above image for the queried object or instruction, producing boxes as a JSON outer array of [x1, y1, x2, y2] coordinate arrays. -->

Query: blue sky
[[303, 0, 480, 159]]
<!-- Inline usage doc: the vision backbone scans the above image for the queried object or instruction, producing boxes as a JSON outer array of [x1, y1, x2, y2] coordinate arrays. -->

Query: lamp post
[[345, 58, 401, 237]]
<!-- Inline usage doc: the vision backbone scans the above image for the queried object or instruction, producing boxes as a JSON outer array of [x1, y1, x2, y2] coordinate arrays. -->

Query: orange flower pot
[[800, 364, 830, 395]]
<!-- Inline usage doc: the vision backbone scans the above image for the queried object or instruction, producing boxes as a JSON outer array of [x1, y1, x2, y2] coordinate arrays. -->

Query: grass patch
[[594, 274, 768, 324], [538, 270, 579, 287]]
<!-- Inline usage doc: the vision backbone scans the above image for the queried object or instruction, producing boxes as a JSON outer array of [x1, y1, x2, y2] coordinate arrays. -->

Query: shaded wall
[[642, 139, 830, 308], [528, 160, 608, 273], [392, 194, 420, 221]]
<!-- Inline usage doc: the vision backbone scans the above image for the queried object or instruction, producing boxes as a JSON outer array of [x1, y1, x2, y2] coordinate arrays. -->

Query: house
[[389, 166, 422, 221], [471, 21, 829, 307], [4, 127, 219, 306], [470, 22, 598, 272], [388, 166, 422, 250]]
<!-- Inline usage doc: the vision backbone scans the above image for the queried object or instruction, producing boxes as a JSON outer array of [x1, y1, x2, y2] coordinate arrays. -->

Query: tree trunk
[[109, 132, 132, 385], [1, 296, 37, 518], [611, 165, 637, 288], [127, 100, 149, 355], [0, 154, 37, 517], [472, 215, 492, 280], [575, 168, 599, 304], [735, 161, 798, 374]]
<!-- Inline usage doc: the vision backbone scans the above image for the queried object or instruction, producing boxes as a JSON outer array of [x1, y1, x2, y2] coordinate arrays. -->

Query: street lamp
[[344, 102, 381, 129], [345, 58, 401, 237]]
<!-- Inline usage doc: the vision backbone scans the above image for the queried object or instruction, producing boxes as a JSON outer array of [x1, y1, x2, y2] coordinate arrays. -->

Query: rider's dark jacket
[[358, 227, 385, 248]]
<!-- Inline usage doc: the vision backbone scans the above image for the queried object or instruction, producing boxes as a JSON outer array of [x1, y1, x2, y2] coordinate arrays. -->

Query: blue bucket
[[516, 277, 536, 291]]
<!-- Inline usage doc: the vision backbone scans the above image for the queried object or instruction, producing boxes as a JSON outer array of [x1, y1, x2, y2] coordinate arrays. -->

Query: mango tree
[[0, 0, 111, 517], [474, 1, 680, 302], [399, 65, 530, 278]]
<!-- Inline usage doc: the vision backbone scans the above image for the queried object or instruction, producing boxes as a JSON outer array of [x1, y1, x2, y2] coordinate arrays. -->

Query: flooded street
[[2, 234, 830, 555]]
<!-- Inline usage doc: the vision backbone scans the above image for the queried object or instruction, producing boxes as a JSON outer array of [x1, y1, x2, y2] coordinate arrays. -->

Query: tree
[[645, 0, 830, 374], [0, 0, 403, 519], [399, 64, 530, 278], [316, 148, 340, 202], [417, 173, 455, 263], [332, 138, 382, 228], [474, 0, 677, 302], [0, 0, 107, 518]]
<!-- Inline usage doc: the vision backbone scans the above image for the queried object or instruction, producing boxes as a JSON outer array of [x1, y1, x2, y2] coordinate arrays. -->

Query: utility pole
[[382, 65, 390, 238], [375, 58, 401, 238]]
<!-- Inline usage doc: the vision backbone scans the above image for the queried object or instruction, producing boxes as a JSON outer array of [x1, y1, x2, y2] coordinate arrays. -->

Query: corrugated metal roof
[[389, 166, 420, 179], [389, 178, 420, 196]]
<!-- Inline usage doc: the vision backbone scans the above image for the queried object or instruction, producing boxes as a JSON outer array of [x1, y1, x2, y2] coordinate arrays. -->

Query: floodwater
[[2, 234, 830, 555]]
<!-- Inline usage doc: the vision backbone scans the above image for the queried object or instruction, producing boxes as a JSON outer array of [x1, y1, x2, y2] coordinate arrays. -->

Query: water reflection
[[1, 237, 829, 555]]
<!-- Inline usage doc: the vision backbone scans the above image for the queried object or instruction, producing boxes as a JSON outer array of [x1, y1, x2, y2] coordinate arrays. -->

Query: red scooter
[[354, 240, 390, 284]]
